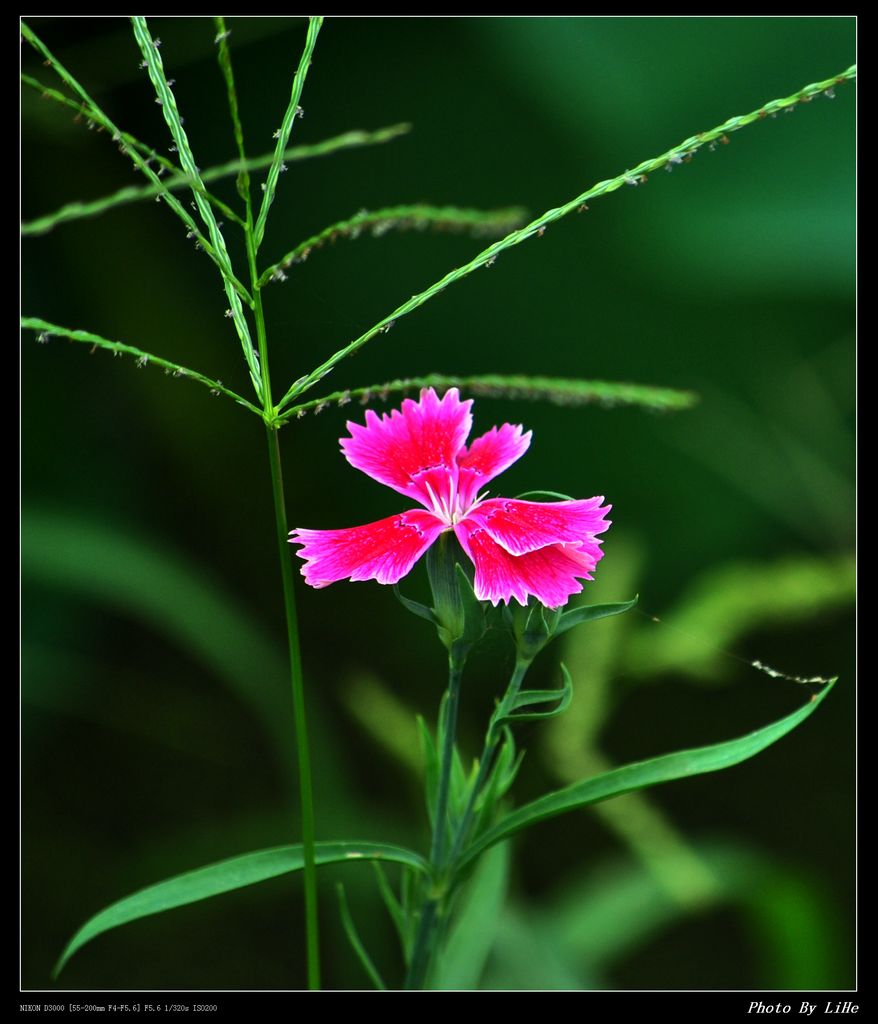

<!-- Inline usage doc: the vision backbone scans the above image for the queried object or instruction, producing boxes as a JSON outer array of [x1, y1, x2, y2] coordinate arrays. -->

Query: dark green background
[[22, 17, 855, 990]]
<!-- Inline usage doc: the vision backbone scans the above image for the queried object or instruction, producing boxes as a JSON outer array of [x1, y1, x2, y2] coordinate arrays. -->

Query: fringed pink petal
[[455, 519, 604, 608], [474, 497, 611, 555], [456, 423, 531, 508], [339, 387, 473, 503], [290, 509, 445, 588]]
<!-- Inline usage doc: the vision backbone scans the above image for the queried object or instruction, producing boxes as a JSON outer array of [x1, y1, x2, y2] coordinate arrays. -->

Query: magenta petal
[[456, 423, 531, 508], [474, 497, 611, 556], [455, 520, 604, 608], [340, 387, 473, 501], [290, 509, 445, 588]]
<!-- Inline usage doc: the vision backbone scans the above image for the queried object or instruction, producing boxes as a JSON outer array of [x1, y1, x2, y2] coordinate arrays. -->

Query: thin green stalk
[[448, 657, 532, 865], [405, 652, 466, 989], [265, 426, 321, 990], [226, 13, 321, 975]]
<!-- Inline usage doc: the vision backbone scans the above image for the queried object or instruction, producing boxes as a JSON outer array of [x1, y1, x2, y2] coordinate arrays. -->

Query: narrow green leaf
[[253, 16, 323, 250], [373, 862, 409, 963], [393, 585, 439, 626], [555, 596, 639, 637], [278, 374, 698, 421], [276, 66, 856, 404], [21, 317, 261, 416], [511, 688, 565, 711], [493, 664, 574, 727], [473, 730, 523, 839], [336, 883, 387, 990], [55, 841, 427, 977], [457, 681, 835, 873], [400, 864, 417, 964], [435, 842, 510, 989], [258, 204, 527, 286]]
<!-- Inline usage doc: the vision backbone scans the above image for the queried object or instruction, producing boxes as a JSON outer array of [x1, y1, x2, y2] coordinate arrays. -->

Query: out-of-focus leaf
[[341, 672, 422, 773], [476, 20, 854, 295], [22, 510, 291, 762], [625, 555, 855, 681], [417, 715, 439, 828], [744, 864, 849, 989], [434, 841, 510, 990], [478, 904, 594, 990], [540, 840, 848, 987], [480, 840, 847, 989]]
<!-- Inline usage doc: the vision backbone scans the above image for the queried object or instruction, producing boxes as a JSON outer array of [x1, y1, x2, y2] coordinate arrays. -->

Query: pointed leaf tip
[[54, 841, 427, 976], [555, 595, 638, 637]]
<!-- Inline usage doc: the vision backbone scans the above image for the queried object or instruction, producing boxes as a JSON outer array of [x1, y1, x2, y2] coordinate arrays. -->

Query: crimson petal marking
[[473, 497, 611, 556], [456, 424, 531, 509], [290, 510, 445, 588], [455, 519, 603, 609], [340, 387, 473, 502]]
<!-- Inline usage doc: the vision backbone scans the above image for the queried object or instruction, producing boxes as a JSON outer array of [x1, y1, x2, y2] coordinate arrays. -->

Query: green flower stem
[[405, 648, 467, 989], [405, 899, 440, 990], [448, 656, 533, 866], [236, 25, 320, 976]]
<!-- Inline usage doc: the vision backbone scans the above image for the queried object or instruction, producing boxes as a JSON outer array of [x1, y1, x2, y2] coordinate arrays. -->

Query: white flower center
[[422, 475, 487, 526]]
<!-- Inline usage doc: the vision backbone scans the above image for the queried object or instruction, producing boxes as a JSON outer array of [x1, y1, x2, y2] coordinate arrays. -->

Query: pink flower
[[289, 388, 611, 608]]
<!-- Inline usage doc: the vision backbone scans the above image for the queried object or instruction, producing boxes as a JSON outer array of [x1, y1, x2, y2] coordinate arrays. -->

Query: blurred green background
[[22, 17, 855, 990]]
